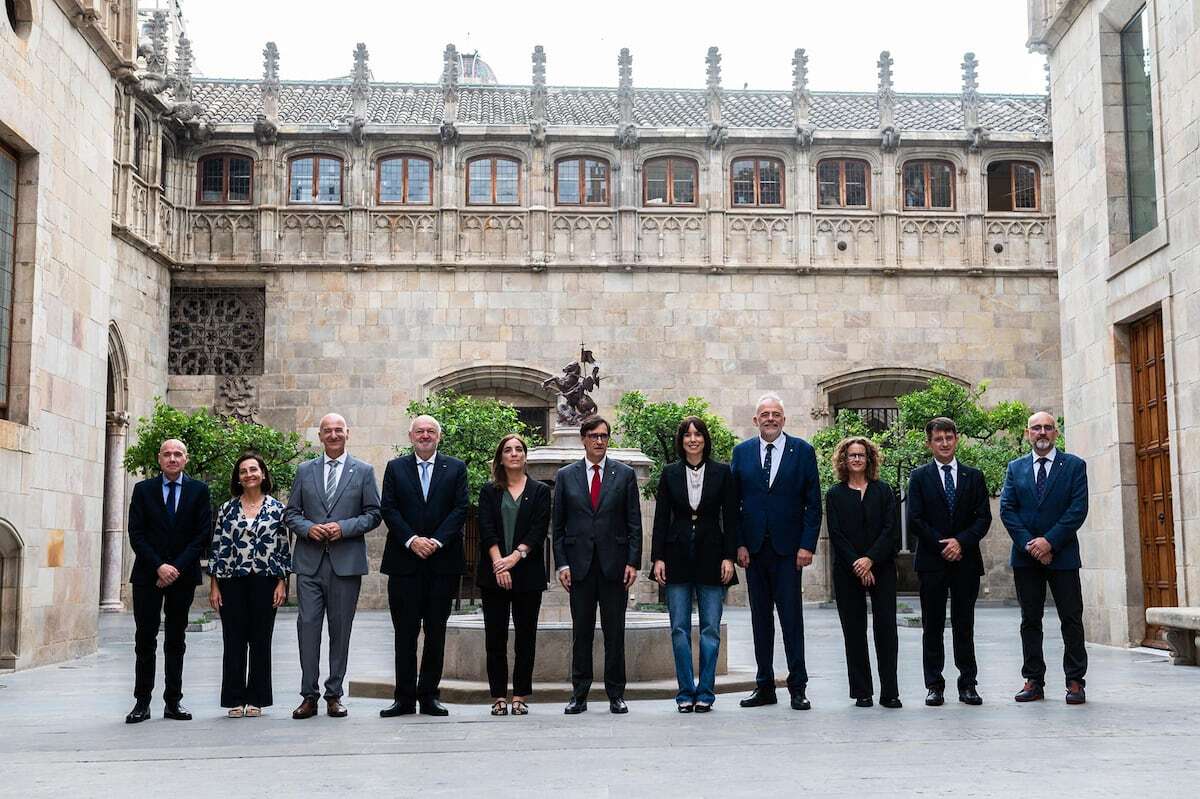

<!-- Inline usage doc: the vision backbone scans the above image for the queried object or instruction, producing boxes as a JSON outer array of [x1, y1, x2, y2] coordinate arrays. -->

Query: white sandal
[[244, 706, 262, 717], [227, 705, 245, 718]]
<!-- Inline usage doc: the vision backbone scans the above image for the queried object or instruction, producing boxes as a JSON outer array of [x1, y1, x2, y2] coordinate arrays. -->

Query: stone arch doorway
[[424, 363, 556, 440], [100, 323, 131, 611], [0, 518, 23, 669]]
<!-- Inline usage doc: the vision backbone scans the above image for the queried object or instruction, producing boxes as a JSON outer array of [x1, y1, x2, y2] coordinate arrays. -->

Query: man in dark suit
[[553, 415, 642, 715], [906, 417, 991, 707], [731, 393, 822, 711], [125, 438, 212, 723], [1000, 411, 1090, 705], [283, 412, 382, 720], [378, 414, 469, 717]]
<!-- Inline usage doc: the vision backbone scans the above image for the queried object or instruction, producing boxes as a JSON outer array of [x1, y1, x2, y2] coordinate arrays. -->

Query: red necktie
[[590, 464, 601, 511]]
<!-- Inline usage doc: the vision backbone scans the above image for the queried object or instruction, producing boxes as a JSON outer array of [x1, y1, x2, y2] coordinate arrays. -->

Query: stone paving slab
[[0, 606, 1196, 797]]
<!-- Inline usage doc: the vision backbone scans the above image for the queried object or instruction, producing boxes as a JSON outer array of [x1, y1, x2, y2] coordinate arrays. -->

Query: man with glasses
[[553, 416, 642, 715], [1000, 412, 1090, 704]]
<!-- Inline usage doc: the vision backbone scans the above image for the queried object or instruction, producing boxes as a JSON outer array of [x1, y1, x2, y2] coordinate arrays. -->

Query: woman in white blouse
[[208, 452, 291, 717]]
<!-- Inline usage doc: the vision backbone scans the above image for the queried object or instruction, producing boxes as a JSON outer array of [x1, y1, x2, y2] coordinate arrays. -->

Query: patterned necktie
[[166, 481, 178, 522], [326, 460, 340, 502], [762, 443, 775, 486], [420, 461, 431, 500], [1036, 457, 1048, 500], [942, 464, 956, 513], [590, 464, 601, 511]]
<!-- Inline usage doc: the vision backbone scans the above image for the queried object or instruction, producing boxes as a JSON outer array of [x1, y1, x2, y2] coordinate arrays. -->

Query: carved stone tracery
[[168, 287, 266, 376]]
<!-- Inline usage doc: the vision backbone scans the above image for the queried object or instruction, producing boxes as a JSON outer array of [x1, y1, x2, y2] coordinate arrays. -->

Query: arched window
[[730, 157, 783, 207], [288, 155, 342, 204], [159, 141, 172, 190], [902, 159, 955, 210], [817, 158, 870, 208], [555, 157, 609, 206], [467, 156, 520, 205], [377, 155, 433, 204], [197, 154, 253, 204], [986, 160, 1040, 211], [643, 157, 697, 206], [132, 114, 147, 175]]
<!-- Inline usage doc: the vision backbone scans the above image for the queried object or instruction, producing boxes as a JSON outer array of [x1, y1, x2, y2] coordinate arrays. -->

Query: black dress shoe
[[925, 689, 945, 706], [609, 698, 629, 714], [676, 702, 694, 713], [854, 697, 874, 708], [419, 698, 450, 716], [739, 688, 778, 708], [693, 703, 712, 713], [790, 690, 811, 711], [163, 702, 192, 721], [880, 697, 903, 709], [1014, 680, 1044, 703], [125, 700, 151, 724], [380, 701, 416, 718], [563, 698, 588, 715], [958, 687, 983, 706], [1065, 680, 1086, 705]]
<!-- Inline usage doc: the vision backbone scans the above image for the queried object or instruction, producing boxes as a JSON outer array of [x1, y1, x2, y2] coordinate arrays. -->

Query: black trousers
[[745, 545, 807, 691], [833, 565, 899, 700], [132, 579, 195, 703], [387, 572, 454, 704], [217, 574, 279, 708], [569, 565, 627, 701], [918, 565, 980, 690], [1014, 567, 1087, 687], [480, 586, 543, 698]]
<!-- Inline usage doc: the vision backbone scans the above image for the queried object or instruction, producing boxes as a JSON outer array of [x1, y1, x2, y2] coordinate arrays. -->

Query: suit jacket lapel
[[697, 461, 717, 509], [425, 453, 447, 502], [513, 481, 535, 532], [313, 458, 332, 513], [1037, 451, 1064, 506], [596, 461, 619, 512], [327, 456, 355, 509], [928, 463, 952, 512]]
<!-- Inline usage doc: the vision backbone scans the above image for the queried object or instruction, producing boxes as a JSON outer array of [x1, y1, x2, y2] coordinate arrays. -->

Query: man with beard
[[1000, 411, 1090, 704]]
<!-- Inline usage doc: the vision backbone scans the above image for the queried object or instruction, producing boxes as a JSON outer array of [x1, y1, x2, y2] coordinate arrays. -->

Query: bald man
[[125, 439, 212, 723], [1000, 412, 1089, 705], [284, 413, 382, 719]]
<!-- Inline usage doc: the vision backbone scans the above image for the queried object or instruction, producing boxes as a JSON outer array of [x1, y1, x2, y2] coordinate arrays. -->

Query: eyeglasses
[[1029, 425, 1056, 432], [583, 433, 610, 442], [846, 453, 867, 460]]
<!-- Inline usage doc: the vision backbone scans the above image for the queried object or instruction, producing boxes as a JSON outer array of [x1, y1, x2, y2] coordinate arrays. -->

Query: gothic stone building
[[1, 0, 1059, 668]]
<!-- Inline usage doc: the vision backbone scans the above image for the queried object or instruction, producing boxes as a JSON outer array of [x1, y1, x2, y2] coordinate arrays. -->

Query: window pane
[[228, 157, 251, 202], [817, 161, 841, 206], [407, 159, 431, 203], [986, 161, 1014, 211], [0, 150, 13, 407], [929, 162, 953, 208], [200, 158, 225, 203], [758, 159, 781, 205], [585, 160, 607, 204], [1012, 163, 1037, 209], [1122, 7, 1157, 240], [160, 144, 169, 189], [731, 159, 755, 205], [557, 159, 580, 204], [671, 160, 696, 204], [902, 163, 925, 208], [379, 159, 403, 202], [844, 161, 867, 206], [644, 160, 668, 204], [317, 158, 341, 204], [290, 157, 313, 202], [468, 159, 492, 203], [495, 158, 519, 204], [133, 119, 145, 174]]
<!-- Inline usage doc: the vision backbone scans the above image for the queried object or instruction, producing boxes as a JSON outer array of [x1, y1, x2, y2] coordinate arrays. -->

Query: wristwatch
[[518, 548, 528, 559]]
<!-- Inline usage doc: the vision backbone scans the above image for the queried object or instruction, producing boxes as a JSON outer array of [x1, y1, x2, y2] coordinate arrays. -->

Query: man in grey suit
[[284, 413, 381, 719], [553, 415, 642, 715]]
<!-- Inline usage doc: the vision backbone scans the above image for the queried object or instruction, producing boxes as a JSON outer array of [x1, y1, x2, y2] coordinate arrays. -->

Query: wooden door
[[1130, 310, 1178, 647]]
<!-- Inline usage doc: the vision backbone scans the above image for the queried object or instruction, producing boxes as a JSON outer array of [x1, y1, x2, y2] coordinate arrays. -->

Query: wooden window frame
[[553, 157, 610, 207], [376, 155, 434, 205], [465, 155, 522, 206], [816, 158, 871, 209], [0, 143, 16, 416], [287, 154, 344, 205], [730, 157, 785, 208], [902, 159, 956, 211], [641, 157, 699, 207], [986, 160, 1041, 212], [196, 154, 255, 205]]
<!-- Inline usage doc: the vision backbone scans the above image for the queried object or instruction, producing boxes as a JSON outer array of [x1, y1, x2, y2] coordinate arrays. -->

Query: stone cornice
[[53, 0, 137, 81]]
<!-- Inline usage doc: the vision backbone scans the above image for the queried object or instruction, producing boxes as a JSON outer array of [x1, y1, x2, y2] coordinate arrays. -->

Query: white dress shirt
[[685, 463, 705, 510], [323, 454, 345, 495], [406, 453, 443, 550], [1031, 448, 1057, 479], [759, 434, 785, 487], [933, 457, 959, 495]]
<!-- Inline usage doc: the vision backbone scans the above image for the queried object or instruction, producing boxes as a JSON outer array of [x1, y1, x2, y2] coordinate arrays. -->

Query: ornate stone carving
[[439, 120, 460, 146], [139, 9, 168, 77], [795, 124, 814, 149], [962, 52, 980, 129], [543, 346, 602, 426], [254, 114, 278, 145], [262, 41, 281, 95], [168, 287, 265, 376], [1043, 61, 1053, 135], [350, 116, 366, 146], [877, 50, 895, 107], [791, 48, 810, 122], [442, 43, 460, 103], [529, 120, 547, 148], [810, 407, 830, 421], [880, 125, 901, 152], [352, 43, 370, 102], [617, 47, 634, 124], [707, 122, 728, 149], [705, 46, 722, 104], [967, 125, 990, 151], [218, 376, 260, 424], [531, 45, 547, 122]]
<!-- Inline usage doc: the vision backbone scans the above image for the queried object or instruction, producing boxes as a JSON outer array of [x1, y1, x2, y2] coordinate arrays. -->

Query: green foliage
[[812, 377, 1037, 496], [401, 390, 544, 507], [123, 399, 316, 507], [613, 391, 736, 498]]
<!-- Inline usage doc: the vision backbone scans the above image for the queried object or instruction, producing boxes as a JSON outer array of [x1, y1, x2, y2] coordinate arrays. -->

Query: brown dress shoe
[[1014, 681, 1044, 703], [292, 699, 318, 720], [326, 698, 348, 718], [1065, 680, 1086, 705]]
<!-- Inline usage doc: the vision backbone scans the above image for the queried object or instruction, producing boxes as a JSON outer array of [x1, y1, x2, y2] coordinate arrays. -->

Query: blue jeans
[[665, 583, 724, 705]]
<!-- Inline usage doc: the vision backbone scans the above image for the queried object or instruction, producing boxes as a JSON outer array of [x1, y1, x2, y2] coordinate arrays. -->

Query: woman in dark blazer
[[651, 416, 738, 712], [825, 436, 901, 709], [477, 433, 550, 716]]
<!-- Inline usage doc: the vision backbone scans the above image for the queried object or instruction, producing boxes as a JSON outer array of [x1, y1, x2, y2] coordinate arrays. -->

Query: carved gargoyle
[[529, 121, 547, 148], [706, 122, 728, 149], [967, 126, 990, 152], [615, 122, 639, 149], [350, 116, 366, 146], [880, 125, 901, 152], [253, 114, 278, 145], [161, 99, 204, 123], [795, 124, 814, 149], [439, 120, 460, 146]]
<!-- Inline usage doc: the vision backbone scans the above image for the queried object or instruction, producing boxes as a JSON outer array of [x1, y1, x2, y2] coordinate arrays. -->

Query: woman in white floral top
[[208, 452, 292, 718]]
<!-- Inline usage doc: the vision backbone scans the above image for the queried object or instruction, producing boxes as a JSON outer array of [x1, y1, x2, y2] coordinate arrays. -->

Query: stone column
[[100, 411, 130, 612]]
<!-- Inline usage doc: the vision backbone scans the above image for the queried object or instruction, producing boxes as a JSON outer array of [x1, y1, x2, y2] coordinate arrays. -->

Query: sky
[[180, 0, 1046, 95]]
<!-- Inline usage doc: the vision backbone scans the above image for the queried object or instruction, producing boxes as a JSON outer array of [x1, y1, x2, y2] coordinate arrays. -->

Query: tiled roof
[[190, 79, 1048, 134]]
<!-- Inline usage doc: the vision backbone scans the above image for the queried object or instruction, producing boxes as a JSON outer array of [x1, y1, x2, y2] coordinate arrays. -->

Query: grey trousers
[[296, 552, 362, 701]]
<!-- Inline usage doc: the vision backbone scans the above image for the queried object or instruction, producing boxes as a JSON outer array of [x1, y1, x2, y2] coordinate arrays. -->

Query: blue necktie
[[420, 461, 431, 500], [762, 443, 775, 487], [166, 481, 178, 523], [1035, 458, 1048, 501], [941, 465, 956, 513]]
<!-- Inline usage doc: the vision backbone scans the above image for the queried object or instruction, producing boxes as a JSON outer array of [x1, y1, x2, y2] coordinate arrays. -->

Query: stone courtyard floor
[[0, 605, 1196, 797]]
